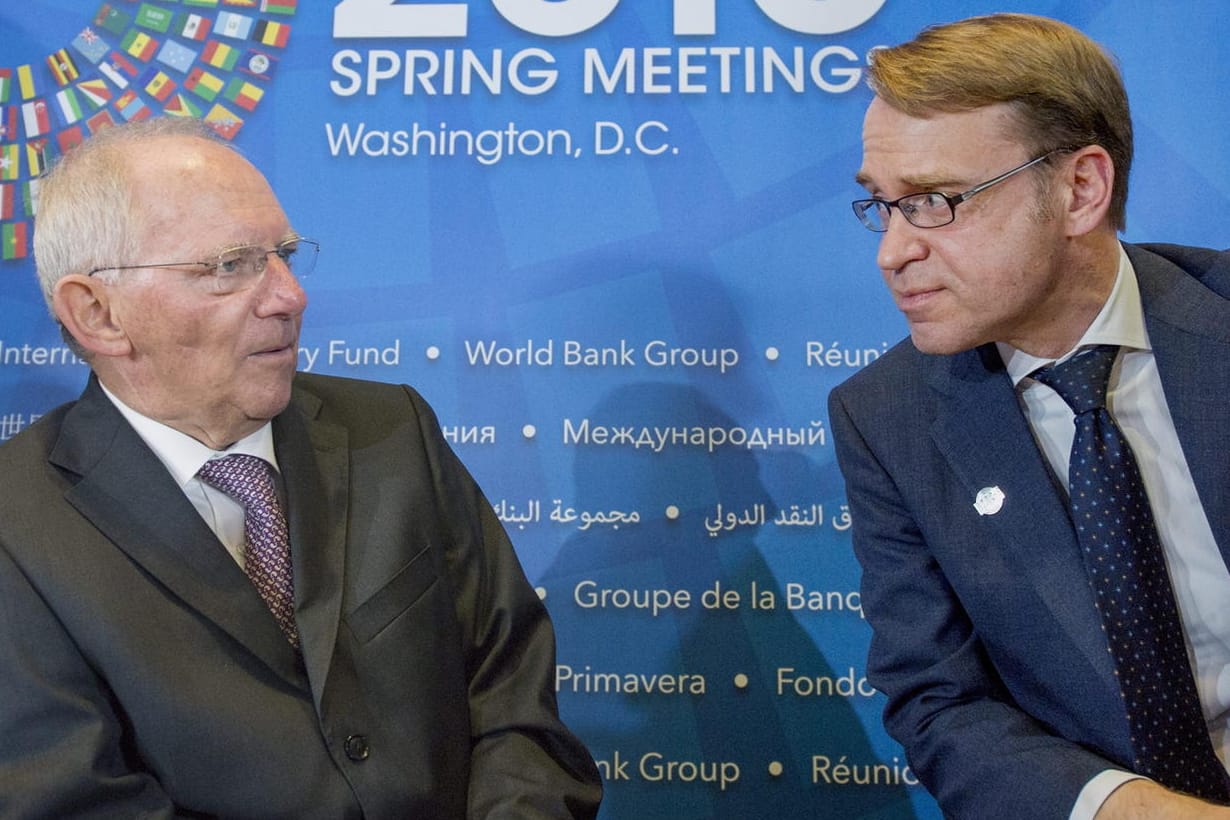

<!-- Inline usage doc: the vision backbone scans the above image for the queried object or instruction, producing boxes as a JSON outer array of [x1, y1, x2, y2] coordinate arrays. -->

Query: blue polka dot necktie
[[197, 453, 300, 650], [1032, 344, 1228, 800]]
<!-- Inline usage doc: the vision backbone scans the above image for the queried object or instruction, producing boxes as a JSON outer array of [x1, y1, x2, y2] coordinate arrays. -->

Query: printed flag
[[112, 51, 139, 78], [222, 0, 259, 6], [86, 108, 116, 134], [2, 221, 29, 261], [135, 3, 174, 33], [261, 0, 298, 14], [238, 49, 277, 81], [121, 30, 160, 62], [77, 78, 114, 108], [172, 12, 212, 41], [184, 67, 224, 101], [57, 125, 86, 154], [0, 145, 19, 180], [204, 102, 243, 139], [20, 179, 39, 217], [70, 28, 111, 65], [93, 3, 131, 36], [141, 69, 176, 102], [17, 65, 37, 101], [202, 40, 239, 70], [156, 40, 198, 74], [163, 93, 202, 118], [26, 139, 52, 177], [114, 89, 151, 122], [252, 20, 290, 48], [182, 0, 219, 7], [0, 106, 16, 141], [215, 11, 255, 39], [222, 76, 262, 111], [99, 51, 138, 88], [55, 88, 85, 124], [22, 100, 52, 138], [47, 49, 82, 86], [0, 183, 33, 221], [0, 69, 10, 103]]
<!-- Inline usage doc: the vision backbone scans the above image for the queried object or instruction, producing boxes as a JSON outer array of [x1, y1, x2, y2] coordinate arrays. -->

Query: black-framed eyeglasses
[[852, 150, 1069, 232], [88, 237, 319, 294]]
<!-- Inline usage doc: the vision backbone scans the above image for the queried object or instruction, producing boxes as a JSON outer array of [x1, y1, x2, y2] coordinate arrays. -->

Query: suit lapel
[[1133, 245, 1230, 567], [50, 378, 303, 681], [274, 383, 349, 713], [927, 347, 1119, 685]]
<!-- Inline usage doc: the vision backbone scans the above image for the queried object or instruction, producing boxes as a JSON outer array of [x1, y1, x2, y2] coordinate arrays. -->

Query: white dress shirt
[[99, 383, 281, 569], [996, 245, 1230, 818]]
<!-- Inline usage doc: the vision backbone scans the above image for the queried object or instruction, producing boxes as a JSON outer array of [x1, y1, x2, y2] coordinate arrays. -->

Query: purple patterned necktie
[[197, 453, 299, 649], [1032, 344, 1228, 800]]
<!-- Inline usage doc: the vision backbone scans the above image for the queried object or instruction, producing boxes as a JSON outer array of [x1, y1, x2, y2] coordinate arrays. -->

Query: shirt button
[[344, 734, 370, 762]]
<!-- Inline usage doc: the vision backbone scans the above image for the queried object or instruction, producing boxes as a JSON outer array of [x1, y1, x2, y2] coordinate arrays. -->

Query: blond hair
[[868, 13, 1132, 229]]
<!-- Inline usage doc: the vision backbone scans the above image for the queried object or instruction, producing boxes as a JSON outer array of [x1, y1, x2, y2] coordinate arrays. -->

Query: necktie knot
[[197, 453, 279, 512], [1031, 343, 1120, 414]]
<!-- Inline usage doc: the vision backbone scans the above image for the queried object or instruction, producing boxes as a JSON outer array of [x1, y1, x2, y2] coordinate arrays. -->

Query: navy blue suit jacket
[[0, 372, 601, 819], [828, 243, 1230, 818]]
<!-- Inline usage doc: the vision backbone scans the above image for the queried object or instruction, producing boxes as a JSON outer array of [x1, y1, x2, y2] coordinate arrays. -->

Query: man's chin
[[908, 326, 978, 356], [246, 380, 296, 423]]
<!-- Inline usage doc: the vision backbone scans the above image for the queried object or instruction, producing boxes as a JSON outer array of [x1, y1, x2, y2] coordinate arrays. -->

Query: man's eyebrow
[[905, 172, 965, 191], [854, 170, 965, 194], [205, 233, 302, 255]]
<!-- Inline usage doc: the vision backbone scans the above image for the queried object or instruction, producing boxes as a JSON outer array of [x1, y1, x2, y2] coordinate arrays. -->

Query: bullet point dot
[[765, 347, 780, 361], [733, 673, 749, 689], [768, 761, 783, 777], [664, 505, 680, 520], [522, 424, 537, 439], [426, 345, 440, 360]]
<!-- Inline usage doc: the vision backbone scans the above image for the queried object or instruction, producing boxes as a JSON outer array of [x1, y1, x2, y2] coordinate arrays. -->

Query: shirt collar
[[997, 243, 1151, 387], [98, 382, 279, 488]]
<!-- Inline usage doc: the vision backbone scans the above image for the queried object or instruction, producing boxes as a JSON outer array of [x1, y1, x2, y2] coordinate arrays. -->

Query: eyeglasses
[[851, 150, 1068, 232], [88, 237, 319, 294]]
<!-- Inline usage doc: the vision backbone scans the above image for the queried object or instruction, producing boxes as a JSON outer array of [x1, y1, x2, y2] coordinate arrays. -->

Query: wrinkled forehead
[[125, 136, 264, 201], [857, 99, 1029, 187], [863, 98, 1025, 149], [125, 137, 290, 252]]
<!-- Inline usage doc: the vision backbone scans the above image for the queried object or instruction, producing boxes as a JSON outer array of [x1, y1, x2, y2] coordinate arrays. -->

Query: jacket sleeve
[[827, 385, 1118, 820], [403, 386, 603, 819]]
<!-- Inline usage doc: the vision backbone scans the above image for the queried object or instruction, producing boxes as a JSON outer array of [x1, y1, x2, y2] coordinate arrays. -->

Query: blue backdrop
[[2, 2, 1228, 817]]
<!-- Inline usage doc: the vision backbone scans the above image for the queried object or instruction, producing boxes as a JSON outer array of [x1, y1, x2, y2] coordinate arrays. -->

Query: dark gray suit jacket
[[0, 372, 601, 819], [828, 243, 1230, 819]]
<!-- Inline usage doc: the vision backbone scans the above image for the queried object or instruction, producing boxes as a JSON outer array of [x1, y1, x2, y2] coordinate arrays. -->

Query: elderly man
[[830, 13, 1230, 820], [0, 117, 601, 819]]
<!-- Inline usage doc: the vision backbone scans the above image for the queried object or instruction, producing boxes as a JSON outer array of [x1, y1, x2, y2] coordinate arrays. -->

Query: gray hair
[[33, 117, 232, 308]]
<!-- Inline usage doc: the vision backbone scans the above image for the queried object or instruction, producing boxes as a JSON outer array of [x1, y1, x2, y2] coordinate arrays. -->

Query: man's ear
[[52, 274, 133, 358], [1063, 145, 1115, 236]]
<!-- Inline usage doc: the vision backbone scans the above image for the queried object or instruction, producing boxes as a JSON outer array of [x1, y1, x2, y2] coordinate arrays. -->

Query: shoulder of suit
[[0, 399, 77, 513], [1129, 242, 1230, 297], [830, 336, 934, 398], [292, 371, 415, 402], [0, 397, 75, 465], [288, 372, 433, 425]]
